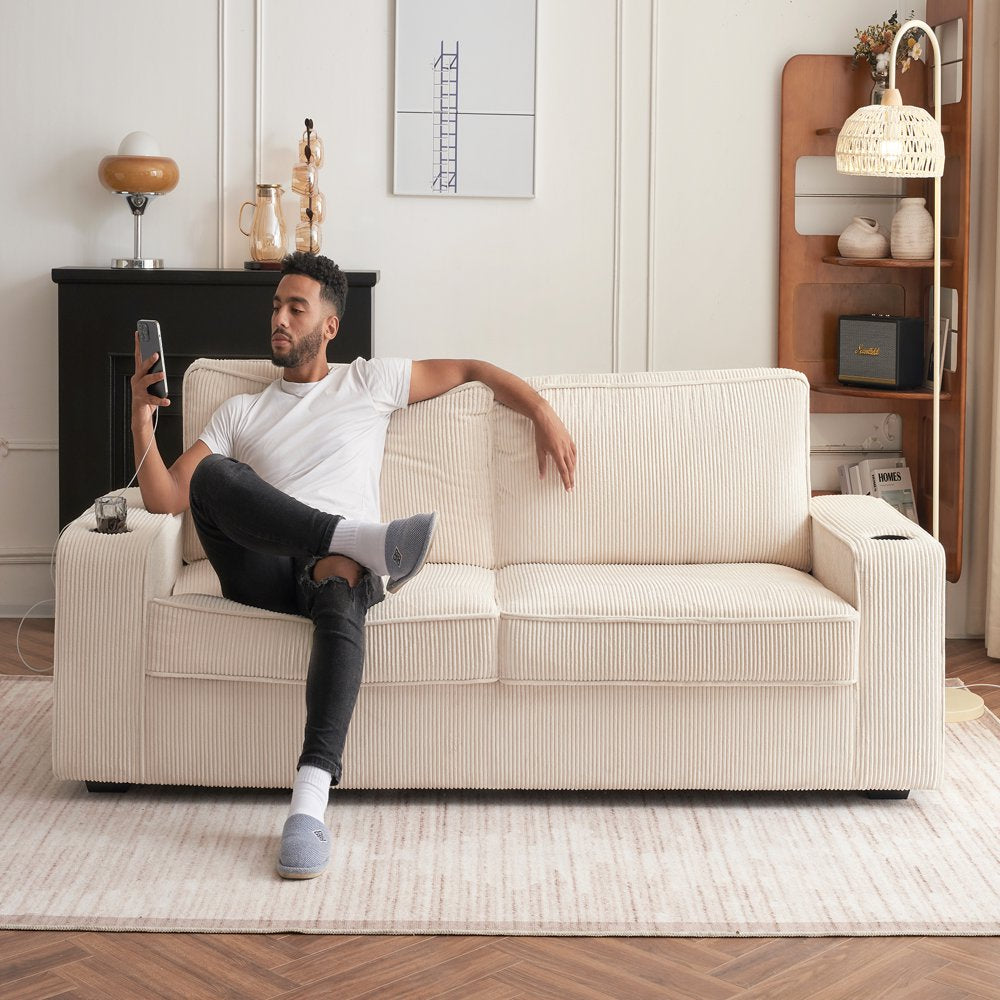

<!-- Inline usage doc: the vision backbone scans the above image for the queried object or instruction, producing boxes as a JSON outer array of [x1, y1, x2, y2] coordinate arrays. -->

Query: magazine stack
[[837, 456, 918, 524]]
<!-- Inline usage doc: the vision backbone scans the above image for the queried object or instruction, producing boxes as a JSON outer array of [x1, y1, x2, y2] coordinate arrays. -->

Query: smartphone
[[137, 318, 168, 399]]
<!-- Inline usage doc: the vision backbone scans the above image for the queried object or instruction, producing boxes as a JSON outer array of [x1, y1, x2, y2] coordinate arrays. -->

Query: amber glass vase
[[238, 184, 287, 262]]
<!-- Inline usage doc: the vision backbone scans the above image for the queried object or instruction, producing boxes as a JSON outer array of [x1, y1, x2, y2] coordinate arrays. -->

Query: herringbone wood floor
[[4, 619, 1000, 1000]]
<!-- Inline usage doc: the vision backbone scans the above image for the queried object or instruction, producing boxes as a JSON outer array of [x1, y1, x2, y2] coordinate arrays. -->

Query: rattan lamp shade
[[835, 96, 944, 178]]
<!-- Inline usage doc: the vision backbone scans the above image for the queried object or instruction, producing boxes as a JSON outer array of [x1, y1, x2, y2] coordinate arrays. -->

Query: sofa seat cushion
[[497, 563, 858, 685], [158, 561, 498, 684], [174, 558, 226, 597]]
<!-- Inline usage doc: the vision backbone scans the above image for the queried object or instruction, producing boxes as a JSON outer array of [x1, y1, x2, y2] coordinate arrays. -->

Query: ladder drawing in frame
[[432, 40, 459, 192]]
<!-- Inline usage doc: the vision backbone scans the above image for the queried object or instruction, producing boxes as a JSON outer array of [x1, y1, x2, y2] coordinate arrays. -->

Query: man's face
[[270, 273, 335, 368]]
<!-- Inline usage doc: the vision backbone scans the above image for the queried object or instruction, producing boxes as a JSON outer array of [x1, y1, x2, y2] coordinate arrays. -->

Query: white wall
[[0, 0, 223, 616], [254, 0, 619, 372], [10, 0, 981, 631]]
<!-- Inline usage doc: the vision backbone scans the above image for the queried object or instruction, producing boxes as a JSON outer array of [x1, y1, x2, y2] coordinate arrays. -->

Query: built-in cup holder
[[94, 496, 127, 534], [872, 534, 912, 541]]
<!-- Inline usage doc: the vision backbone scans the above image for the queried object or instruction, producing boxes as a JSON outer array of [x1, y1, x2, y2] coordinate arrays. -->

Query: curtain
[[975, 1, 1000, 652]]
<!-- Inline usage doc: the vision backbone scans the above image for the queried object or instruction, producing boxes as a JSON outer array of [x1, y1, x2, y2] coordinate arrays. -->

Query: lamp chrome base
[[111, 193, 163, 270], [113, 258, 164, 269]]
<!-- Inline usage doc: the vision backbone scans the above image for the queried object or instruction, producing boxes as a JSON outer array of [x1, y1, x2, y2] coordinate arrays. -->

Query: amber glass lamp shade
[[98, 155, 179, 195], [98, 133, 180, 268]]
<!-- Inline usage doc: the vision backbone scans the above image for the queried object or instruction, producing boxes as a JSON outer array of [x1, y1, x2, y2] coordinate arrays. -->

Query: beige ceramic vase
[[891, 197, 934, 260], [838, 217, 889, 259]]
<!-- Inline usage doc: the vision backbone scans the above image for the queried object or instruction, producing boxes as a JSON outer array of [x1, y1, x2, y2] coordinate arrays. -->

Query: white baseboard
[[0, 605, 54, 619]]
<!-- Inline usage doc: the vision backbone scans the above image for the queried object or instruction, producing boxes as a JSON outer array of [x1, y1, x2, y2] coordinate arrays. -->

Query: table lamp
[[98, 132, 179, 268]]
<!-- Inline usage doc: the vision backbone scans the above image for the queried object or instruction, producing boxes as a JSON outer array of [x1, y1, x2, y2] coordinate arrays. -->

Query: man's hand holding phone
[[131, 327, 170, 426]]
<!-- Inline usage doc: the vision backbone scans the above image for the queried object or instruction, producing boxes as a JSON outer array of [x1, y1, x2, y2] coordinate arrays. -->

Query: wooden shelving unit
[[811, 384, 953, 403], [777, 0, 972, 582], [821, 256, 954, 269]]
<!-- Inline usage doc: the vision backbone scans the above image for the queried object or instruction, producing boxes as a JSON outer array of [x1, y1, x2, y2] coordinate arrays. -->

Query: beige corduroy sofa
[[53, 363, 945, 797]]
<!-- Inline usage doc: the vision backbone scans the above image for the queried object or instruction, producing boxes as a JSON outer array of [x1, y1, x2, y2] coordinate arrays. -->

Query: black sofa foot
[[85, 781, 131, 793], [864, 789, 909, 799]]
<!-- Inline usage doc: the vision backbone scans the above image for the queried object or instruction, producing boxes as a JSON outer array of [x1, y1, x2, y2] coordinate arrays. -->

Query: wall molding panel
[[217, 0, 226, 266], [0, 439, 58, 458], [0, 548, 52, 566], [645, 0, 658, 373], [255, 0, 263, 187], [220, 0, 260, 268], [611, 0, 623, 373], [615, 0, 655, 373]]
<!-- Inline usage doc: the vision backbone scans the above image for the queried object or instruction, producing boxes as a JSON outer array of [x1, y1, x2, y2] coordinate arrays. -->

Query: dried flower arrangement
[[852, 10, 925, 76]]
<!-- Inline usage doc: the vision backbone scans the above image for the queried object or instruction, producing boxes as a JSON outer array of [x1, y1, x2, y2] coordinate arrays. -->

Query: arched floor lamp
[[835, 20, 983, 724]]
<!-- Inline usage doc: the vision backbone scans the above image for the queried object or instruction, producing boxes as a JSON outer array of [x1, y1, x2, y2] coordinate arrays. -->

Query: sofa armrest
[[810, 494, 945, 790], [52, 488, 184, 783]]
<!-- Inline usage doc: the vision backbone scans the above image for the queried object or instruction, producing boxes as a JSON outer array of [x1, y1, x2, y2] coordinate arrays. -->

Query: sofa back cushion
[[182, 360, 494, 567], [380, 382, 495, 567], [493, 368, 812, 570], [184, 362, 810, 571], [182, 360, 277, 564]]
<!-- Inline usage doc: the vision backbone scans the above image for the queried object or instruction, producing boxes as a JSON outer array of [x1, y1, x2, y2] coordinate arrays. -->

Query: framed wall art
[[393, 0, 537, 198]]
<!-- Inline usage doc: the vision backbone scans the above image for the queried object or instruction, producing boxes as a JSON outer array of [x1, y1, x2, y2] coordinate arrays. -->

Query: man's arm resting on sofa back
[[131, 331, 210, 515], [409, 358, 577, 491]]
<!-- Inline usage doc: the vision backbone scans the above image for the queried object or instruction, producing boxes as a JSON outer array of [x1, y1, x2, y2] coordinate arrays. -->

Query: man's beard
[[270, 323, 325, 368]]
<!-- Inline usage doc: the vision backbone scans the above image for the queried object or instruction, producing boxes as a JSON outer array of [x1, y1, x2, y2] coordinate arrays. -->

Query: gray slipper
[[277, 813, 331, 880], [385, 512, 438, 594]]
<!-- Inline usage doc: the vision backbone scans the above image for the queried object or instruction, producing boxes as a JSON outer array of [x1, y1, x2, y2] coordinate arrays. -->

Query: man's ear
[[324, 312, 340, 342]]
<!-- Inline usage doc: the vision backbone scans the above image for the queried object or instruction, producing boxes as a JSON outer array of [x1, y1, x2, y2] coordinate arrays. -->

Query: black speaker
[[837, 315, 925, 389]]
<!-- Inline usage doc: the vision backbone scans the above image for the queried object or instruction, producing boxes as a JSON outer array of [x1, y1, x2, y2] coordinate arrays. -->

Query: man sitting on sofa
[[130, 251, 577, 879]]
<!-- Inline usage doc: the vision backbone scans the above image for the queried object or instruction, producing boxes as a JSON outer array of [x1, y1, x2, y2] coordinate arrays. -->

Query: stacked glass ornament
[[291, 118, 324, 253]]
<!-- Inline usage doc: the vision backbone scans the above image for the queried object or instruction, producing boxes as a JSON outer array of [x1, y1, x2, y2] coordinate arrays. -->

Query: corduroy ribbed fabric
[[497, 563, 858, 684], [810, 494, 946, 791], [53, 490, 183, 784], [158, 561, 857, 688], [52, 363, 945, 795], [152, 563, 499, 685], [380, 382, 495, 568], [494, 369, 812, 570], [182, 361, 496, 568], [181, 361, 277, 564], [140, 677, 857, 790]]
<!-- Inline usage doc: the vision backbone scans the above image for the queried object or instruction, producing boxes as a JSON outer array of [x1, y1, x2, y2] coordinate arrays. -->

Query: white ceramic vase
[[838, 217, 889, 259], [891, 197, 934, 260]]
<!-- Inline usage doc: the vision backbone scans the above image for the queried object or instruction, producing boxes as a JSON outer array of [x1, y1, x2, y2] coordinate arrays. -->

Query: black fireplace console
[[51, 267, 378, 528]]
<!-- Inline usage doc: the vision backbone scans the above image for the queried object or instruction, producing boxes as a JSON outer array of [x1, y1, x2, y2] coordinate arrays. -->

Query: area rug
[[2, 677, 999, 936]]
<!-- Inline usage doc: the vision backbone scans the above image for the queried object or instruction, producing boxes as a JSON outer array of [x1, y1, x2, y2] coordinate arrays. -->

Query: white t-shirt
[[198, 357, 412, 522]]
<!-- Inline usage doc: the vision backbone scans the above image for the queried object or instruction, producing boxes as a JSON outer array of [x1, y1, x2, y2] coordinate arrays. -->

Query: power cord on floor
[[16, 408, 159, 674]]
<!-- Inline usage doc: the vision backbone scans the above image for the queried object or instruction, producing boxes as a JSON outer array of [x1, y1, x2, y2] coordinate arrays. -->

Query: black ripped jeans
[[188, 454, 385, 785]]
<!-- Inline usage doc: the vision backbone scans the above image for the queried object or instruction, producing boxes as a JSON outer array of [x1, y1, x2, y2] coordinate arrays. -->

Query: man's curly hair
[[280, 252, 348, 318]]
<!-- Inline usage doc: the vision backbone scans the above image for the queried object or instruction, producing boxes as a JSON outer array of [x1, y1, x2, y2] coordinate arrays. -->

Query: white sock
[[329, 519, 389, 574], [289, 764, 332, 821]]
